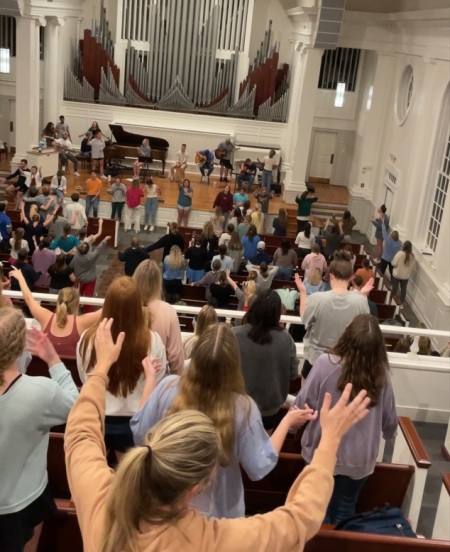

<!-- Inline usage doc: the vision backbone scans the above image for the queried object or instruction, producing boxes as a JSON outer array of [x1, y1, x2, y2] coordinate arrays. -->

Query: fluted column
[[283, 44, 323, 201], [13, 16, 44, 163], [43, 17, 65, 127]]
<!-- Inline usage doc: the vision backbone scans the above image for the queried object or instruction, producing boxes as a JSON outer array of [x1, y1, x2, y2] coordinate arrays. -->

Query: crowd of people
[[0, 123, 431, 551]]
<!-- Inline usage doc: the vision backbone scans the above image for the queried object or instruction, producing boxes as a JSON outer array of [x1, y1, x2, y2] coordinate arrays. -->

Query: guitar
[[215, 146, 240, 159], [195, 152, 207, 164]]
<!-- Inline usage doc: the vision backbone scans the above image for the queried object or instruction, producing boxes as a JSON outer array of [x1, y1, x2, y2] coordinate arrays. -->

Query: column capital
[[46, 16, 66, 27]]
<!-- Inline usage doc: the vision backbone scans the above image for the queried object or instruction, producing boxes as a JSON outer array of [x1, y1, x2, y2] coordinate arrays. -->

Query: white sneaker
[[61, 166, 66, 172], [144, 225, 148, 231], [150, 225, 154, 232], [73, 171, 80, 176]]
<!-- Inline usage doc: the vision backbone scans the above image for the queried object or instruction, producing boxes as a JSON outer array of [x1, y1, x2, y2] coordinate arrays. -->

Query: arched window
[[426, 84, 450, 253]]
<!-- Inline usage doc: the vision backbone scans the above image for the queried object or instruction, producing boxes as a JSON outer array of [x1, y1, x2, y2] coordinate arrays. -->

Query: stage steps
[[286, 201, 348, 236]]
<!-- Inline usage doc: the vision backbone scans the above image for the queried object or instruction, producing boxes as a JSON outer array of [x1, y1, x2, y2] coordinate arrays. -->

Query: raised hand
[[294, 273, 306, 294], [26, 328, 60, 368], [93, 318, 125, 374], [360, 277, 375, 297]]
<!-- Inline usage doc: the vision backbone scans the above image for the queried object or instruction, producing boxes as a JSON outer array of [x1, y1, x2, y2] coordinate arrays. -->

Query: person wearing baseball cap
[[249, 241, 272, 265]]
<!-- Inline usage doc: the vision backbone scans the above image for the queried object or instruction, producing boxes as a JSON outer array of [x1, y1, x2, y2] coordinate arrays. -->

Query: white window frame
[[425, 88, 450, 255], [0, 48, 10, 74]]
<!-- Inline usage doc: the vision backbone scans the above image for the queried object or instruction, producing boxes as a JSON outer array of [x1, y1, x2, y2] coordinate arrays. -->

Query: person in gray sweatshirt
[[294, 313, 398, 525], [70, 236, 110, 310], [0, 308, 79, 552], [107, 177, 127, 221]]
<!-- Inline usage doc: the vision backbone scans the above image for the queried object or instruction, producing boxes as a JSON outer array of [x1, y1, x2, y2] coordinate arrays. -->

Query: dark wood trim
[[398, 416, 432, 469], [443, 472, 450, 496], [308, 176, 330, 184], [441, 444, 450, 462]]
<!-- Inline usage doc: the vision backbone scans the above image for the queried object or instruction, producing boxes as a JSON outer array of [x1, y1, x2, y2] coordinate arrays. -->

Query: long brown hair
[[227, 231, 243, 251], [79, 276, 150, 396], [402, 240, 413, 266], [13, 228, 24, 251], [332, 314, 389, 405], [170, 324, 250, 466], [278, 208, 287, 228]]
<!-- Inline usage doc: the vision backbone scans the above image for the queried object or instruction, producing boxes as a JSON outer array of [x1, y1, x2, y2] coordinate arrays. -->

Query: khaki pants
[[124, 205, 141, 231]]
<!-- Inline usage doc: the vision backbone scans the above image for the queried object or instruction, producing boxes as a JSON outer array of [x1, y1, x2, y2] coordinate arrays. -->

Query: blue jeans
[[111, 202, 124, 220], [199, 162, 214, 176], [276, 267, 293, 280], [85, 195, 100, 217], [261, 169, 273, 192], [237, 174, 255, 188], [145, 197, 158, 225], [325, 475, 369, 524]]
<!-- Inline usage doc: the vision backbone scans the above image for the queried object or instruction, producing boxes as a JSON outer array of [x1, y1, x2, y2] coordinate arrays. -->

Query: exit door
[[308, 130, 337, 183]]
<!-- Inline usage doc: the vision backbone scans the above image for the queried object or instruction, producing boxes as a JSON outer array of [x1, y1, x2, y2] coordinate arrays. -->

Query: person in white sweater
[[391, 241, 415, 307], [0, 308, 79, 552], [76, 275, 167, 459]]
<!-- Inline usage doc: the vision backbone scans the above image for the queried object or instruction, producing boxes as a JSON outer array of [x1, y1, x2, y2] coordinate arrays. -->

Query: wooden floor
[[0, 154, 349, 213]]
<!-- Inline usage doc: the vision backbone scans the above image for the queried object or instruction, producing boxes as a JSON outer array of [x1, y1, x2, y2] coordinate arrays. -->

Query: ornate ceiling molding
[[22, 0, 85, 19]]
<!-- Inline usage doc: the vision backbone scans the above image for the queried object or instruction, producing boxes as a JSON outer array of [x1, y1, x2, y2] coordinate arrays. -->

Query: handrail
[[398, 417, 432, 469], [443, 472, 450, 496], [4, 290, 450, 339]]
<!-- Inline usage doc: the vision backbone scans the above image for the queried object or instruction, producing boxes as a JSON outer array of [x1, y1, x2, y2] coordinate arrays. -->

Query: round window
[[396, 65, 414, 125]]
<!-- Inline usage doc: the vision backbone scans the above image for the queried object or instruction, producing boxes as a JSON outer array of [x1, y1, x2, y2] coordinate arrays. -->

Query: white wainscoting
[[59, 100, 289, 169]]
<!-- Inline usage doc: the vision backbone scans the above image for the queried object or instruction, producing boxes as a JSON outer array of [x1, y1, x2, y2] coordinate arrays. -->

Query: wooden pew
[[37, 500, 83, 552], [242, 453, 414, 516], [377, 304, 397, 322], [391, 417, 432, 531], [27, 355, 82, 387], [305, 530, 450, 551], [47, 433, 71, 499], [369, 289, 388, 304], [432, 472, 450, 541]]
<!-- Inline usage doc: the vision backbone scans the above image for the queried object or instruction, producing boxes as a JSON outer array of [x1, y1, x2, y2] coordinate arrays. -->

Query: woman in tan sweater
[[65, 318, 371, 552]]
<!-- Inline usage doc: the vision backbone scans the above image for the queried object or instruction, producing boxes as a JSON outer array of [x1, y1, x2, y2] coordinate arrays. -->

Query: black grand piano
[[105, 124, 169, 176]]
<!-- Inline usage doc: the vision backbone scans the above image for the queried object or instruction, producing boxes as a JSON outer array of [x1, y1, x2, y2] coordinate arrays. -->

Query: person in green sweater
[[295, 187, 318, 233]]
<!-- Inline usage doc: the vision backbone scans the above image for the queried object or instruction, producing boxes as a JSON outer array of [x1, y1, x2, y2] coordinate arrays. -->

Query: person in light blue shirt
[[197, 148, 215, 182], [233, 186, 249, 207], [241, 224, 260, 261], [0, 309, 78, 551], [212, 244, 234, 271], [380, 220, 402, 277], [130, 323, 315, 519]]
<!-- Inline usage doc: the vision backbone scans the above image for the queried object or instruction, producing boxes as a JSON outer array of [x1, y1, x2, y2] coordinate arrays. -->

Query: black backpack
[[334, 504, 417, 538]]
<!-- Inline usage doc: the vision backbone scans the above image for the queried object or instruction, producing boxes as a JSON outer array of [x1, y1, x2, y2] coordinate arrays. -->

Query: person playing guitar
[[195, 149, 215, 184], [236, 158, 257, 189], [216, 138, 239, 183]]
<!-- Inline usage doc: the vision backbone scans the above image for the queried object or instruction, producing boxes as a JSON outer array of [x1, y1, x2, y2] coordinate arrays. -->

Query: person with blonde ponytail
[[9, 265, 102, 356], [65, 317, 371, 552], [131, 323, 316, 519]]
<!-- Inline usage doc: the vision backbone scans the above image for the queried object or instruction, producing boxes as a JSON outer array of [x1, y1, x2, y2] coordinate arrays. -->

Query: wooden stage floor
[[0, 155, 349, 214]]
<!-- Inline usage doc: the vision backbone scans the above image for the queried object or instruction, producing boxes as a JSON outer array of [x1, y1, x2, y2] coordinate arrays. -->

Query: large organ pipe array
[[64, 0, 291, 122]]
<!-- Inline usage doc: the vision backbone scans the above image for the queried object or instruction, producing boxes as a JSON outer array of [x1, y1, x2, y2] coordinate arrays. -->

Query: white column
[[43, 18, 64, 126], [13, 16, 44, 164], [283, 45, 323, 202]]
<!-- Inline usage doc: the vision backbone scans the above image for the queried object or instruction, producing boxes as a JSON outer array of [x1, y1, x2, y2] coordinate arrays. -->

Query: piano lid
[[109, 124, 169, 150]]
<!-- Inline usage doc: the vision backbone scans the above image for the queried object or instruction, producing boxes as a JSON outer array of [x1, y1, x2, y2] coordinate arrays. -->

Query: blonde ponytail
[[55, 288, 80, 328], [100, 411, 219, 552]]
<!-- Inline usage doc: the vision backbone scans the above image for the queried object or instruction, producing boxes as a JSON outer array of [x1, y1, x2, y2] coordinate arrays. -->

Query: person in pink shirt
[[301, 243, 328, 280], [125, 178, 144, 233], [32, 237, 56, 287]]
